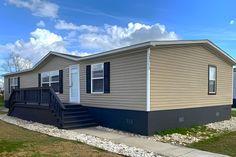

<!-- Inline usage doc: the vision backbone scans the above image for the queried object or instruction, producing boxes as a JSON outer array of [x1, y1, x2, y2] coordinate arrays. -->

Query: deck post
[[24, 90, 26, 104], [38, 88, 41, 105]]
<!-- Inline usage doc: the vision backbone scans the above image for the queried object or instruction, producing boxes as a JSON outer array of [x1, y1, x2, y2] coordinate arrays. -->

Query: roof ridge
[[51, 51, 81, 58]]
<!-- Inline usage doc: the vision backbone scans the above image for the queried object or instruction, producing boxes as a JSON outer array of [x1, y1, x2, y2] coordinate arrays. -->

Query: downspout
[[146, 48, 151, 112]]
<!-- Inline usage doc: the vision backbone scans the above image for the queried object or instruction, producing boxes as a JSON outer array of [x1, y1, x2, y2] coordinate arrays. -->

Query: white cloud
[[0, 28, 93, 67], [7, 0, 59, 18], [71, 50, 91, 57], [55, 20, 99, 32], [36, 20, 45, 27], [78, 22, 179, 50], [0, 22, 178, 68], [30, 28, 63, 45], [0, 28, 67, 63], [230, 20, 235, 25]]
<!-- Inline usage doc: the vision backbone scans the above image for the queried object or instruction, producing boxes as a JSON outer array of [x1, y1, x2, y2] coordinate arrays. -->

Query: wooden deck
[[7, 87, 97, 129]]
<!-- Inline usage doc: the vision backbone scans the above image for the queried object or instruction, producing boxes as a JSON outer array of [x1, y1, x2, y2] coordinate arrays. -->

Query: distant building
[[233, 68, 236, 108]]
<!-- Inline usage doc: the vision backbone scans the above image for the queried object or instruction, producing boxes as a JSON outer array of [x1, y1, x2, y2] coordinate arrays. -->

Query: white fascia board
[[205, 40, 236, 65], [146, 48, 151, 112], [3, 40, 236, 77], [150, 40, 236, 64], [51, 52, 79, 61], [76, 40, 236, 64], [77, 41, 152, 61]]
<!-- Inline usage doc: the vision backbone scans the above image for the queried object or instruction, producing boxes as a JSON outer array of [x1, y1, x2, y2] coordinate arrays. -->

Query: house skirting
[[4, 100, 9, 108], [87, 107, 148, 135], [9, 104, 58, 126], [7, 103, 231, 136], [148, 105, 231, 135], [87, 105, 231, 136]]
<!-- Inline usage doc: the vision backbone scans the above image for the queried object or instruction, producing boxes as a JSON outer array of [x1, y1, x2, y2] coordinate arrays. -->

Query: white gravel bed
[[152, 132, 218, 146], [206, 117, 236, 131], [96, 126, 209, 146], [0, 114, 162, 157]]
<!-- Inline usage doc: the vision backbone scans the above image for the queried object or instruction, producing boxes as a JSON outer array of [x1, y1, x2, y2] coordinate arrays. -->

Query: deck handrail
[[11, 87, 65, 109], [8, 87, 65, 124]]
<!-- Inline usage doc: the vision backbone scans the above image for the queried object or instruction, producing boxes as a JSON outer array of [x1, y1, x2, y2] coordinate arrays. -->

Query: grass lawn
[[0, 95, 7, 114], [189, 131, 236, 156], [188, 110, 236, 156], [0, 120, 122, 157], [157, 114, 236, 156], [231, 109, 236, 117], [0, 95, 3, 108], [157, 125, 217, 137]]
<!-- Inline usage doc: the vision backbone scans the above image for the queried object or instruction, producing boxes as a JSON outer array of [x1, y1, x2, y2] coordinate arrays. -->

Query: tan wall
[[150, 45, 233, 111], [4, 55, 77, 103], [80, 50, 147, 111]]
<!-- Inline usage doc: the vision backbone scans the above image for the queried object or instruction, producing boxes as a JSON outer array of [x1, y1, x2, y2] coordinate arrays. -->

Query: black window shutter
[[104, 62, 110, 93], [17, 77, 20, 89], [86, 65, 91, 93], [59, 70, 63, 94], [38, 73, 41, 87], [8, 78, 10, 93]]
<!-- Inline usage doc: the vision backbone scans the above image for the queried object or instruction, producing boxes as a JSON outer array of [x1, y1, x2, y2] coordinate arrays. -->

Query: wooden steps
[[61, 104, 97, 129]]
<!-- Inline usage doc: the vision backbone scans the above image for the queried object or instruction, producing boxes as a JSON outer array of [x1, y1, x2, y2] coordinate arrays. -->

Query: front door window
[[70, 65, 80, 103]]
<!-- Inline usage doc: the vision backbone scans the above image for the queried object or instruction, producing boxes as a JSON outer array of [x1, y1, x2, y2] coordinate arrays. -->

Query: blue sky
[[0, 0, 236, 69]]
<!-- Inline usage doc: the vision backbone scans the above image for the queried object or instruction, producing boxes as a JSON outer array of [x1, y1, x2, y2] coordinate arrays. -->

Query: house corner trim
[[146, 48, 151, 111]]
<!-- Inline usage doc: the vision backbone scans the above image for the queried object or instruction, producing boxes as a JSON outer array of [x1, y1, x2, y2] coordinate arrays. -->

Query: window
[[10, 77, 18, 93], [91, 63, 104, 93], [208, 65, 217, 94], [41, 70, 59, 92]]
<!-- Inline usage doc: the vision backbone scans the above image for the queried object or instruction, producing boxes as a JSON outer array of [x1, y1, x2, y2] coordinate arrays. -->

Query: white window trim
[[208, 65, 217, 94], [9, 77, 18, 93], [41, 70, 60, 93], [91, 63, 104, 94]]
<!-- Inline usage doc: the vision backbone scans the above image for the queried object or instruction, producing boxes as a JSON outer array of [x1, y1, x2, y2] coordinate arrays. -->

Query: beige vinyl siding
[[4, 55, 77, 103], [4, 77, 10, 99], [150, 45, 233, 111], [80, 50, 147, 111], [4, 71, 37, 100]]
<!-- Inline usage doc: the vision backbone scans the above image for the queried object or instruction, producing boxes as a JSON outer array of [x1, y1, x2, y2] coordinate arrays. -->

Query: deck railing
[[8, 87, 65, 125]]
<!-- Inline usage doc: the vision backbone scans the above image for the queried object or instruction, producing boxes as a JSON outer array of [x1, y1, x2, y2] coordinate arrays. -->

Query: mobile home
[[4, 40, 235, 135]]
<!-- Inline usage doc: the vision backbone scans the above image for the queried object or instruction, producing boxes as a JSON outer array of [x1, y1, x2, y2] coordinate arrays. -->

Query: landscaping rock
[[206, 117, 236, 131]]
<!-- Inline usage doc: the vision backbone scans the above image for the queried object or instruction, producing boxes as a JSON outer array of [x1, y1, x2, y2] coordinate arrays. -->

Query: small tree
[[0, 52, 33, 91], [2, 52, 33, 73]]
